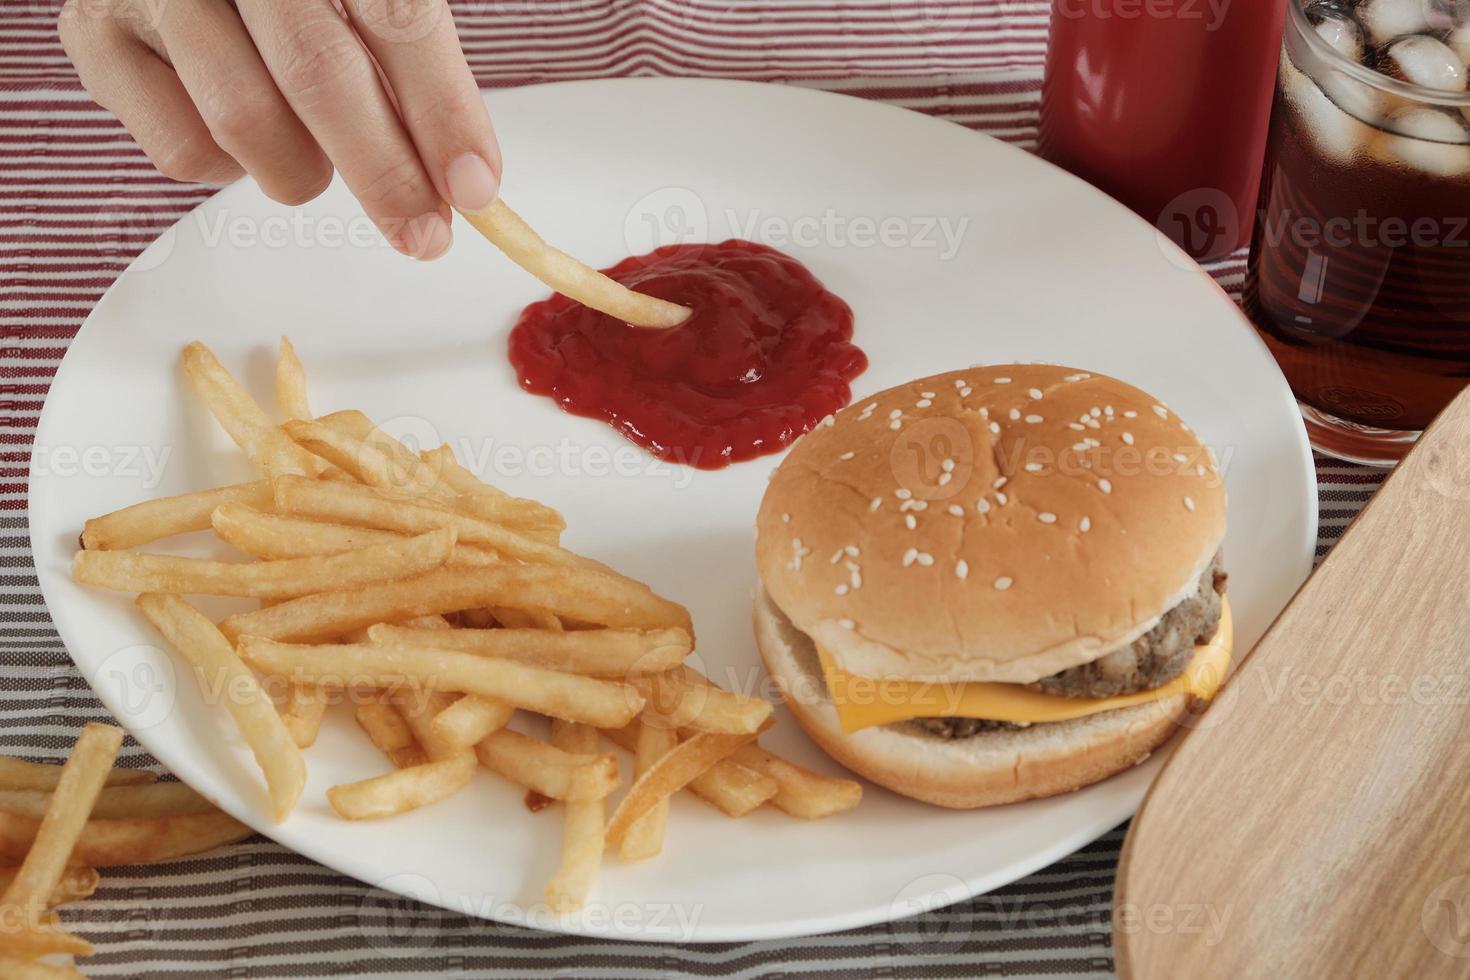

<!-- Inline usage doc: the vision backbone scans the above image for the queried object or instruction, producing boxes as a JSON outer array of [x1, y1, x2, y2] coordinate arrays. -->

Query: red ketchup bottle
[[1039, 0, 1288, 261]]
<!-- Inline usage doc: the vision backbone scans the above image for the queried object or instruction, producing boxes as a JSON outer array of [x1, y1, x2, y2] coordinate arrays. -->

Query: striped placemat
[[1, 2, 1385, 976]]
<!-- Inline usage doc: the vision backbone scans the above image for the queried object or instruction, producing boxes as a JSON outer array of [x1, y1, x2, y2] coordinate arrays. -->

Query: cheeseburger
[[753, 365, 1231, 809]]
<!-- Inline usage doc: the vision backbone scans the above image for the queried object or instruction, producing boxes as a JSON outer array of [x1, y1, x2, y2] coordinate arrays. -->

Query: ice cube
[[1282, 58, 1379, 163], [1373, 104, 1470, 176], [1357, 0, 1433, 45], [1307, 2, 1367, 61], [1449, 25, 1470, 62], [1376, 34, 1469, 90]]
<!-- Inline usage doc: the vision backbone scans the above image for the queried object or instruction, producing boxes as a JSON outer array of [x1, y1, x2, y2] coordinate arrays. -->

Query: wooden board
[[1115, 386, 1470, 979]]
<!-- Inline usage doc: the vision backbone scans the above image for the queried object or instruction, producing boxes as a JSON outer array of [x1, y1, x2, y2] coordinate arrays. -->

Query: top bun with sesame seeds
[[755, 364, 1226, 685], [751, 364, 1231, 808]]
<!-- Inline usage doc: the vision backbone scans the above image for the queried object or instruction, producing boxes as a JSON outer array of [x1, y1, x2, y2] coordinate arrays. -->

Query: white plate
[[30, 79, 1316, 943]]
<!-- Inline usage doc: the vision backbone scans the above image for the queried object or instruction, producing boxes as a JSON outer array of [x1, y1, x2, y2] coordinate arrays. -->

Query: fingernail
[[403, 211, 453, 261], [445, 152, 500, 213]]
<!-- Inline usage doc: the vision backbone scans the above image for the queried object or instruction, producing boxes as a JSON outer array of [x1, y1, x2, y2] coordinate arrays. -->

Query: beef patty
[[913, 551, 1226, 739]]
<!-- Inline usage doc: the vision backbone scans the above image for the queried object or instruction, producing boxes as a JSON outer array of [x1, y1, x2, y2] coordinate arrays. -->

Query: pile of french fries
[[70, 338, 859, 917], [0, 724, 252, 977]]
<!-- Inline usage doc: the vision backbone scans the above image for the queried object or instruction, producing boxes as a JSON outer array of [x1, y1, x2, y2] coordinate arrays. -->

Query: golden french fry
[[0, 783, 212, 821], [601, 723, 776, 817], [327, 753, 477, 820], [417, 445, 565, 535], [0, 758, 153, 793], [472, 728, 619, 802], [181, 341, 325, 477], [392, 690, 468, 762], [421, 444, 506, 497], [429, 694, 515, 750], [238, 638, 643, 729], [632, 670, 773, 735], [276, 336, 311, 421], [211, 503, 499, 568], [0, 866, 97, 908], [620, 716, 677, 862], [366, 624, 691, 678], [354, 702, 427, 769], [545, 720, 605, 913], [459, 200, 689, 329], [727, 744, 862, 819], [74, 527, 456, 599], [285, 418, 453, 501], [81, 481, 272, 551], [605, 729, 763, 845], [0, 927, 93, 961], [277, 683, 327, 749], [219, 563, 690, 642], [1, 723, 122, 919], [0, 810, 252, 866], [0, 952, 86, 978], [137, 594, 305, 822], [272, 475, 578, 568], [487, 606, 562, 630]]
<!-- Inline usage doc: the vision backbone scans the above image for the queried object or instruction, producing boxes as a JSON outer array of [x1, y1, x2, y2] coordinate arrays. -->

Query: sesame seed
[[781, 513, 790, 523], [789, 538, 810, 571], [921, 391, 936, 399], [821, 415, 835, 427], [845, 545, 860, 557], [862, 402, 877, 413], [996, 491, 1008, 505], [1009, 408, 1021, 421], [989, 422, 1000, 434], [889, 419, 902, 430], [1153, 405, 1169, 418], [839, 451, 855, 461], [916, 552, 934, 567], [905, 514, 917, 530], [995, 377, 1011, 384], [1104, 405, 1115, 416], [1068, 422, 1086, 431], [835, 584, 849, 596], [1024, 462, 1043, 472], [1122, 432, 1135, 445], [851, 571, 863, 589], [1028, 388, 1044, 400], [839, 618, 855, 630], [1085, 438, 1100, 448], [941, 459, 956, 472], [954, 379, 966, 388], [1124, 410, 1138, 418], [1079, 516, 1092, 532], [830, 549, 844, 564], [915, 399, 932, 408], [959, 387, 973, 397], [902, 548, 918, 567], [1173, 453, 1187, 464], [1184, 496, 1196, 511], [1090, 407, 1101, 417], [978, 407, 989, 418], [955, 560, 969, 580], [994, 576, 1013, 591], [1086, 418, 1101, 430], [1072, 442, 1090, 452], [948, 505, 964, 517], [978, 499, 992, 514], [895, 488, 912, 500], [1025, 414, 1043, 424], [994, 477, 1008, 489], [1064, 373, 1087, 382], [1098, 478, 1113, 494], [937, 472, 952, 486], [870, 497, 883, 512], [889, 409, 902, 420], [1038, 512, 1057, 524], [1196, 464, 1206, 477]]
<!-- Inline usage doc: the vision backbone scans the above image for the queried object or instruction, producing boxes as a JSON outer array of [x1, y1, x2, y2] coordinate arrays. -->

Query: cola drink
[[1245, 0, 1470, 464]]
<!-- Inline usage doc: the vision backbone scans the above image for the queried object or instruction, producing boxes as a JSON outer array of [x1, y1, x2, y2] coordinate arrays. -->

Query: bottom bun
[[754, 588, 1193, 809]]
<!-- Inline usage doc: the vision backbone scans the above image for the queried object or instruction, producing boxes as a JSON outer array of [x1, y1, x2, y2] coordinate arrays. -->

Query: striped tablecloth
[[2, 2, 1385, 976]]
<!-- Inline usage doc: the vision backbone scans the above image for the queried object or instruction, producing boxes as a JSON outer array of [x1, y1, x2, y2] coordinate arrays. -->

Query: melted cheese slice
[[818, 600, 1233, 733]]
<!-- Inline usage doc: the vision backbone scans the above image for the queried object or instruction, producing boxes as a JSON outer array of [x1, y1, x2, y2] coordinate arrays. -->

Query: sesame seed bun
[[754, 587, 1192, 809], [754, 364, 1226, 685]]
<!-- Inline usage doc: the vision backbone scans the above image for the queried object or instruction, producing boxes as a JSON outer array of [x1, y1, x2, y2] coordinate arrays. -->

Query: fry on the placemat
[[366, 624, 691, 678], [472, 728, 619, 802], [0, 783, 212, 821], [80, 481, 272, 552], [0, 809, 253, 866], [0, 866, 97, 908], [620, 715, 677, 862], [218, 563, 691, 642], [276, 336, 312, 421], [631, 670, 772, 735], [181, 341, 325, 478], [459, 200, 689, 330], [0, 722, 121, 956], [73, 527, 455, 599], [327, 753, 477, 820], [544, 720, 606, 913], [137, 594, 305, 821], [354, 702, 428, 770], [605, 728, 765, 845], [727, 744, 862, 819], [238, 638, 644, 730], [0, 757, 154, 793]]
